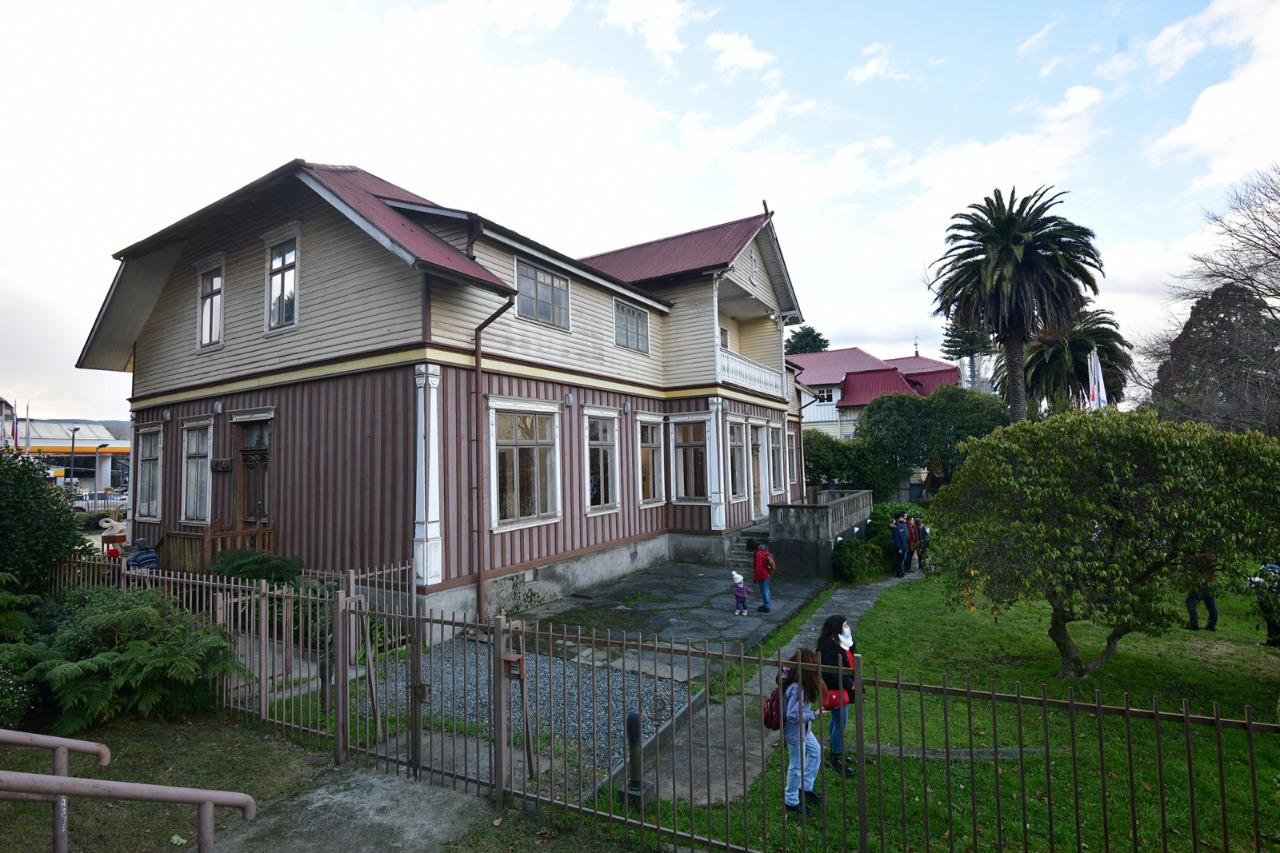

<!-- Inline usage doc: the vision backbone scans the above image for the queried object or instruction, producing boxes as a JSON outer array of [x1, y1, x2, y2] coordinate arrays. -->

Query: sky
[[2, 0, 1278, 420]]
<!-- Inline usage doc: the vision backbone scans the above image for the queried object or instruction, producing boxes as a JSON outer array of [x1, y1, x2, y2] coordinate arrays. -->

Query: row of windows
[[193, 230, 300, 350], [515, 259, 652, 355], [134, 420, 272, 526], [489, 404, 797, 529]]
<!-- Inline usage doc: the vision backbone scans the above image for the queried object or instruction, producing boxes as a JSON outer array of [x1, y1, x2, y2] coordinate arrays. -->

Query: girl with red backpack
[[781, 648, 824, 816]]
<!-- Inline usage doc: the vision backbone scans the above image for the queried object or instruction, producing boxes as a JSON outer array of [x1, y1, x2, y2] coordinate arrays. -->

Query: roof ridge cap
[[580, 212, 768, 261]]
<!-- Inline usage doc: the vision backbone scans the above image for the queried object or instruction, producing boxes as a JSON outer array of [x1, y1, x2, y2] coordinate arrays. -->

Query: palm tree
[[993, 306, 1134, 412], [931, 187, 1104, 422]]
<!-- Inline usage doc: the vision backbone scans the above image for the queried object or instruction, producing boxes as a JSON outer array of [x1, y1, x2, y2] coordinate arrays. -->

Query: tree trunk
[[1048, 603, 1135, 679], [1003, 337, 1029, 422], [968, 355, 978, 388]]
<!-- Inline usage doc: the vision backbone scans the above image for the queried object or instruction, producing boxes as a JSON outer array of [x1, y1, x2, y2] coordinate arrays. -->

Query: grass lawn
[[0, 714, 328, 853], [582, 575, 1280, 852], [447, 806, 666, 852]]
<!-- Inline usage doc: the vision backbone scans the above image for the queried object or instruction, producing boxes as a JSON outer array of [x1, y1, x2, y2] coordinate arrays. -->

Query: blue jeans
[[758, 577, 772, 609], [784, 729, 821, 806], [829, 703, 848, 755], [898, 550, 910, 576]]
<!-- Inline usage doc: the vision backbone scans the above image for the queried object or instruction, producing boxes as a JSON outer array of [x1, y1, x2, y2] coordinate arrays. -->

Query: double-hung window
[[195, 255, 224, 348], [637, 418, 664, 505], [492, 402, 560, 529], [181, 422, 212, 524], [770, 427, 783, 492], [614, 301, 649, 353], [268, 238, 297, 330], [516, 260, 569, 329], [136, 427, 162, 520], [585, 410, 620, 513], [816, 387, 834, 403], [728, 422, 747, 500], [673, 421, 707, 500], [787, 431, 798, 485]]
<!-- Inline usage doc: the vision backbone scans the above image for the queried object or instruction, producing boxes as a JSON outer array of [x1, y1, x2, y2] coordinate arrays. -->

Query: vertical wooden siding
[[133, 365, 416, 571]]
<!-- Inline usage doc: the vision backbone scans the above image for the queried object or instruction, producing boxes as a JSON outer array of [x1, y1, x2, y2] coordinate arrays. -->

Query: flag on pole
[[1087, 349, 1109, 410], [10, 400, 18, 448], [24, 402, 30, 453]]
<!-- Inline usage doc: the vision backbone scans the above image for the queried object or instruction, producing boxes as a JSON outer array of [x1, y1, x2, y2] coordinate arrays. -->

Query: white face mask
[[839, 626, 853, 649]]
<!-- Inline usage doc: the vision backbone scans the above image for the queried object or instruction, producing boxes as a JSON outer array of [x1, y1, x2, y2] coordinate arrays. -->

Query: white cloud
[[705, 31, 776, 78], [1018, 12, 1065, 56], [1147, 0, 1280, 188], [1039, 55, 1065, 76], [598, 0, 712, 69], [1097, 0, 1261, 82], [845, 43, 909, 84], [1040, 85, 1105, 121]]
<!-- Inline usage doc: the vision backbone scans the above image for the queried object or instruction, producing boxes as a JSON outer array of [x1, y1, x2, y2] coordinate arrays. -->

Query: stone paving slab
[[514, 560, 828, 650]]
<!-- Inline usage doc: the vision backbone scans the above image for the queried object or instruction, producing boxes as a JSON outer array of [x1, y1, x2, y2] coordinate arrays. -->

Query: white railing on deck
[[719, 348, 785, 398]]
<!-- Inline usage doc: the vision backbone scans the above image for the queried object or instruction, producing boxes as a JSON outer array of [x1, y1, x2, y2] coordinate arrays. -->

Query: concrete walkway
[[639, 568, 923, 804], [212, 763, 498, 852]]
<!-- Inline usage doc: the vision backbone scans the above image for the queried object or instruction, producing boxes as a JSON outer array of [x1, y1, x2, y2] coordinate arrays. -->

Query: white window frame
[[787, 429, 798, 486], [635, 413, 665, 507], [613, 299, 650, 354], [179, 418, 213, 525], [770, 426, 784, 494], [134, 424, 163, 522], [262, 221, 301, 334], [727, 419, 748, 502], [514, 258, 572, 332], [193, 253, 225, 351], [816, 387, 834, 403], [719, 326, 730, 349], [668, 414, 712, 504], [487, 396, 562, 533], [583, 406, 621, 516]]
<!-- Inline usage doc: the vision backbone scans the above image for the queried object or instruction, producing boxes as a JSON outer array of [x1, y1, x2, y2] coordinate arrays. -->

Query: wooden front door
[[238, 421, 271, 525]]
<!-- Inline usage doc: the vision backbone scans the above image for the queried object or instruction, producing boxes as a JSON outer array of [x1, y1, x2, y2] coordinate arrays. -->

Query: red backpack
[[762, 686, 782, 730]]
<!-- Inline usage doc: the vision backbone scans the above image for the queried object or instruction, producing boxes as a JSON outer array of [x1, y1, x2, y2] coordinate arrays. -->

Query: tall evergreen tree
[[940, 320, 993, 387], [785, 325, 829, 355]]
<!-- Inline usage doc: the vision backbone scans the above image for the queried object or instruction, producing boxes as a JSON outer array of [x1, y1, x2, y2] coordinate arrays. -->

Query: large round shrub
[[1, 448, 91, 593]]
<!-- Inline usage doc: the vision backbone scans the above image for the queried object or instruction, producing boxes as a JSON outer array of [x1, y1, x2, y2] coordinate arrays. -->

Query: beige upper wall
[[725, 238, 781, 312], [133, 181, 423, 398], [738, 317, 783, 371], [429, 236, 668, 387]]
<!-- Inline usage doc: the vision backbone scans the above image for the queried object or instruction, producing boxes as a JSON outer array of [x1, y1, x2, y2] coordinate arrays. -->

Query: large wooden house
[[78, 160, 809, 614]]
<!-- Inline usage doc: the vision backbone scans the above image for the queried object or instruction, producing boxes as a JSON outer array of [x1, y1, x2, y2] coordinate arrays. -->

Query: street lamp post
[[68, 426, 80, 491], [95, 443, 109, 494]]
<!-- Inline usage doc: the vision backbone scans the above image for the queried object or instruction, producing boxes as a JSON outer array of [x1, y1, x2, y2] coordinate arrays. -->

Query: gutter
[[473, 292, 515, 620]]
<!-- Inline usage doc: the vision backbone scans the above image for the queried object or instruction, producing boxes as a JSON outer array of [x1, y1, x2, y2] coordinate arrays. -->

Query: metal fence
[[46, 558, 1280, 851]]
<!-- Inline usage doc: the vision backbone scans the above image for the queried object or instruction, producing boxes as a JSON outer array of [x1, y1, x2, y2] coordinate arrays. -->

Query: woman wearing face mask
[[816, 614, 858, 778]]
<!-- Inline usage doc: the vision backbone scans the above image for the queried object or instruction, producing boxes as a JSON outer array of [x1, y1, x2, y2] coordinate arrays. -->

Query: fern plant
[[7, 587, 242, 734], [0, 570, 39, 641]]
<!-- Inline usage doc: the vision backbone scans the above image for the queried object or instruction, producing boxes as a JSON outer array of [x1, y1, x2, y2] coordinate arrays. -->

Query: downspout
[[473, 293, 515, 620]]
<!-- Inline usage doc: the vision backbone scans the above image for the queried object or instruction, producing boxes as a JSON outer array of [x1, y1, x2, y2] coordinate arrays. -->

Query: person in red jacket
[[753, 543, 777, 613]]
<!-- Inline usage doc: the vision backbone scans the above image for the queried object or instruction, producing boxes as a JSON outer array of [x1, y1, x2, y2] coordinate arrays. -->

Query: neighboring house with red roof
[[789, 346, 960, 438], [78, 160, 810, 616]]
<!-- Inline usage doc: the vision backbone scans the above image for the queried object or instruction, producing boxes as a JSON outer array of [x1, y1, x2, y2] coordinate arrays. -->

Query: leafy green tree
[[930, 410, 1280, 678], [785, 325, 829, 355], [940, 320, 993, 387], [801, 430, 895, 498], [993, 306, 1133, 412], [1, 448, 90, 593], [857, 393, 929, 473], [920, 385, 1010, 482], [931, 187, 1103, 423]]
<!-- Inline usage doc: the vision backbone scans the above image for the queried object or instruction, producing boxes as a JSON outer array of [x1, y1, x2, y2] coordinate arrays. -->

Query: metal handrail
[[0, 728, 113, 853], [0, 771, 255, 852]]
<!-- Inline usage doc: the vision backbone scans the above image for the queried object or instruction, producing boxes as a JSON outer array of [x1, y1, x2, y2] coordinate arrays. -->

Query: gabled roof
[[787, 346, 894, 386], [80, 160, 512, 371], [839, 368, 919, 407], [885, 355, 961, 396], [884, 355, 957, 375], [582, 214, 769, 285]]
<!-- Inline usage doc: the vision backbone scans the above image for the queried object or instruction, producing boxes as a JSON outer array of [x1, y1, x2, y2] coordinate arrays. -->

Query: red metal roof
[[300, 164, 510, 293], [884, 355, 957, 375], [838, 368, 919, 407], [581, 213, 769, 284], [884, 355, 961, 396], [787, 346, 894, 386]]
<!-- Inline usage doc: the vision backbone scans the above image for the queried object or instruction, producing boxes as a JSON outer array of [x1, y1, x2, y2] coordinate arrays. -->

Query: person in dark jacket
[[816, 614, 857, 777], [914, 517, 930, 572], [890, 513, 910, 578], [1185, 585, 1218, 631]]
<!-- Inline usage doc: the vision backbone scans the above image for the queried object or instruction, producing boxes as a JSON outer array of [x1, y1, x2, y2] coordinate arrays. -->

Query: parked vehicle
[[72, 491, 128, 514]]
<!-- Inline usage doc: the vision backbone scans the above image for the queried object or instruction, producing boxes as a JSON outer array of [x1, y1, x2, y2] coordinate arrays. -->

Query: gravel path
[[362, 637, 690, 772]]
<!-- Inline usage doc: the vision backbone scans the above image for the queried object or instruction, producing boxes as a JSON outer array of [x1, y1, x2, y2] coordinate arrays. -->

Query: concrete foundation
[[417, 533, 674, 618], [668, 532, 733, 566]]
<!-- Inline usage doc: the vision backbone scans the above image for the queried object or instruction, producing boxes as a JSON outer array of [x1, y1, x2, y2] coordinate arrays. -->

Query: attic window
[[816, 387, 834, 403]]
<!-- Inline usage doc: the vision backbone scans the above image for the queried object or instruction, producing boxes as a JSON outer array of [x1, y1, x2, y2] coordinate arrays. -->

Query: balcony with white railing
[[719, 348, 786, 398]]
